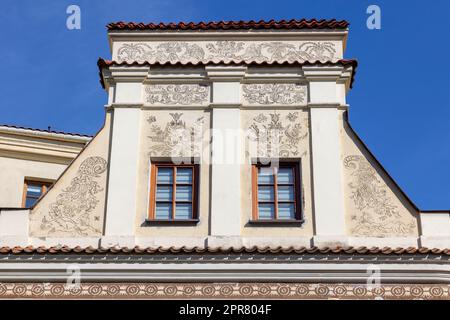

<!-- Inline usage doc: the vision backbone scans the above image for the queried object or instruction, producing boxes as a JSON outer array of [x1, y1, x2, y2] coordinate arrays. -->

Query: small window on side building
[[23, 180, 53, 208]]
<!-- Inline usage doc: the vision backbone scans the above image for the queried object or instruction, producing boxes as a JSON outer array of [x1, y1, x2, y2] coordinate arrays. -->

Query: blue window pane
[[176, 185, 192, 201], [25, 197, 38, 208], [155, 203, 172, 219], [278, 186, 294, 201], [157, 168, 173, 184], [257, 186, 274, 201], [257, 167, 274, 184], [156, 185, 173, 201], [176, 168, 193, 184], [278, 203, 296, 219], [175, 203, 192, 219], [27, 185, 42, 198], [258, 203, 275, 220], [277, 168, 294, 184]]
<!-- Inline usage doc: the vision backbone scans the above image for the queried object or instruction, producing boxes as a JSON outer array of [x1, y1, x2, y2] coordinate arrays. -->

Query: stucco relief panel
[[244, 110, 309, 159], [343, 155, 416, 237], [31, 156, 108, 237], [115, 40, 338, 64]]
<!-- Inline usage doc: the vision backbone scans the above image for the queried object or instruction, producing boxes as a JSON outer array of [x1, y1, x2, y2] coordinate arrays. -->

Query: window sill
[[247, 219, 304, 226], [142, 219, 200, 226]]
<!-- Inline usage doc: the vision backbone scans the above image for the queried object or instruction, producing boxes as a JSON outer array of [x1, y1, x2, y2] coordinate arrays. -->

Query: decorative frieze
[[145, 84, 209, 105], [242, 83, 306, 105], [116, 41, 338, 64], [0, 282, 447, 299]]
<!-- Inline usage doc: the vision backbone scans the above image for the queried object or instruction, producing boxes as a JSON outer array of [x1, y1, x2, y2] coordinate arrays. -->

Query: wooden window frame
[[22, 179, 53, 208], [251, 162, 302, 223], [147, 162, 199, 223]]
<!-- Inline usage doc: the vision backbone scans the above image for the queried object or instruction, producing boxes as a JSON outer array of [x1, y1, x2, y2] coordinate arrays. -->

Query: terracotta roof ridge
[[0, 124, 93, 138], [107, 18, 349, 31], [1, 245, 449, 255]]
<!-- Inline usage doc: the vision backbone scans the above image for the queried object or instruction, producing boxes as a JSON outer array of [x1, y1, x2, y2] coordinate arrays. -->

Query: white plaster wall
[[0, 209, 29, 236], [310, 107, 346, 236], [0, 157, 66, 207], [420, 211, 450, 247], [104, 108, 141, 237], [0, 209, 29, 246], [421, 213, 450, 236]]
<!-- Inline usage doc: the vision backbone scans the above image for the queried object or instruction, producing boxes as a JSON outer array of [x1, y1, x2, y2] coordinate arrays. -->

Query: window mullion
[[172, 167, 176, 220], [273, 168, 278, 220], [191, 165, 194, 219]]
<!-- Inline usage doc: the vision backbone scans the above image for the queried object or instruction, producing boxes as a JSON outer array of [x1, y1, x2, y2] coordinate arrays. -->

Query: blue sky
[[0, 0, 449, 209]]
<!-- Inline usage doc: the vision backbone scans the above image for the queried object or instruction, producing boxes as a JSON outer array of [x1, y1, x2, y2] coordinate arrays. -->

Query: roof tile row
[[0, 124, 92, 138], [0, 246, 448, 255], [107, 19, 349, 31], [97, 58, 358, 89]]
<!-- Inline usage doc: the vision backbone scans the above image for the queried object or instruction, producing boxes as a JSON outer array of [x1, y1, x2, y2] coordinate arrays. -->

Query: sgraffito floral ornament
[[145, 84, 209, 105], [116, 41, 337, 64], [117, 42, 205, 63], [247, 111, 308, 157], [242, 83, 306, 105], [147, 113, 204, 157], [344, 155, 416, 236], [39, 156, 108, 236]]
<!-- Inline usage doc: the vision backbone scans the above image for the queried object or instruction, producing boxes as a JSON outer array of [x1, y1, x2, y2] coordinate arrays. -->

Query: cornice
[[98, 58, 357, 89]]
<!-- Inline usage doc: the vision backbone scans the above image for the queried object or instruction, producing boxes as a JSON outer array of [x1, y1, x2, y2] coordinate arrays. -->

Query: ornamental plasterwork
[[145, 84, 209, 105], [343, 155, 416, 237], [247, 111, 308, 158], [38, 156, 108, 237], [242, 83, 306, 105], [116, 41, 337, 64], [0, 282, 447, 299], [147, 113, 204, 157], [117, 42, 205, 63]]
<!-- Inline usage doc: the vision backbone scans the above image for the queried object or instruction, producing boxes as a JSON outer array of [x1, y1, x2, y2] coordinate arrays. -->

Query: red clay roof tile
[[107, 19, 349, 31], [97, 58, 358, 89], [0, 245, 448, 255]]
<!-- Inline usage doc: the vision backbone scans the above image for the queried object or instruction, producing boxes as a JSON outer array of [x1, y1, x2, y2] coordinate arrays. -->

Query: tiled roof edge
[[97, 58, 358, 89], [0, 245, 448, 255], [107, 19, 349, 31], [0, 124, 93, 139]]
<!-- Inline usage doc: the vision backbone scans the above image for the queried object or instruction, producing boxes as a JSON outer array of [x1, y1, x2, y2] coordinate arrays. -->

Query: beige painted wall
[[340, 111, 419, 237], [29, 113, 111, 237], [0, 157, 67, 207]]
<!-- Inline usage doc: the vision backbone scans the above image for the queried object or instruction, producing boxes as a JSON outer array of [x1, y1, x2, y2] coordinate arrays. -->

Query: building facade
[[0, 19, 449, 299]]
